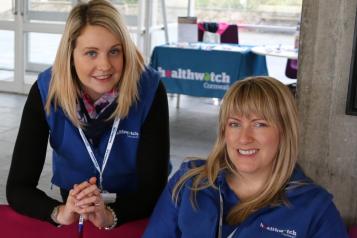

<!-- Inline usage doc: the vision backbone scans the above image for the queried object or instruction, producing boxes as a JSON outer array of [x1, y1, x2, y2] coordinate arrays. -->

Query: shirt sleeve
[[111, 80, 170, 225], [142, 164, 184, 238], [6, 81, 61, 225], [309, 201, 349, 238]]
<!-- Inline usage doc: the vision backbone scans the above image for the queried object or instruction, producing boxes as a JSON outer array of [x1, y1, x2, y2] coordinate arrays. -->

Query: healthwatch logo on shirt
[[260, 222, 297, 238], [117, 129, 139, 139]]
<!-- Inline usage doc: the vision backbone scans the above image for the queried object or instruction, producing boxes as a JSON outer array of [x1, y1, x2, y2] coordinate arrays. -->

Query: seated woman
[[6, 0, 169, 230], [143, 76, 348, 238]]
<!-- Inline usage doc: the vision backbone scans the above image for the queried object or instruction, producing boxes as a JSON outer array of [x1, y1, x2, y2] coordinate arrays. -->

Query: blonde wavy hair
[[173, 76, 299, 225], [45, 0, 145, 127]]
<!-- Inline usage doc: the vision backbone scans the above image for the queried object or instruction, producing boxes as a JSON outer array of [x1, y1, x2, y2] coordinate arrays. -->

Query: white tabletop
[[167, 42, 250, 52], [251, 45, 298, 60]]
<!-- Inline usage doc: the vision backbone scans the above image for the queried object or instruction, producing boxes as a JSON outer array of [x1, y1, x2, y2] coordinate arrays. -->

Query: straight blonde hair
[[45, 0, 145, 127], [173, 76, 299, 225]]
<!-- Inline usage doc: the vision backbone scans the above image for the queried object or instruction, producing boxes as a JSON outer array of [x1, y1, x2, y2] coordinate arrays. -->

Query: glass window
[[0, 30, 14, 82], [195, 0, 302, 26], [112, 0, 140, 16], [27, 0, 73, 22], [28, 0, 73, 12], [156, 0, 188, 25], [28, 32, 61, 65], [0, 1, 14, 21]]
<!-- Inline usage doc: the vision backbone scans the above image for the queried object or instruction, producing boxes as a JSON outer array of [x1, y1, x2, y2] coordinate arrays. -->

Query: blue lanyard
[[78, 117, 120, 190]]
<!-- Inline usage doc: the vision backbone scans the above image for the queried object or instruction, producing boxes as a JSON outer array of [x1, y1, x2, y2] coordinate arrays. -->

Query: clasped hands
[[55, 177, 114, 229]]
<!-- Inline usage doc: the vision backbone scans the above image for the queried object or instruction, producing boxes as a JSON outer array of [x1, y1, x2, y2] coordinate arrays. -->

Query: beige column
[[298, 0, 357, 225]]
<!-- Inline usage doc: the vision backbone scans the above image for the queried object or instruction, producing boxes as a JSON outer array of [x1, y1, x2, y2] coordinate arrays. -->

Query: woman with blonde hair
[[143, 76, 348, 238], [7, 0, 169, 230]]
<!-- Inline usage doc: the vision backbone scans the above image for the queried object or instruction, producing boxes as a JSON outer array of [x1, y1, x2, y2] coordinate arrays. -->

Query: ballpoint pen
[[78, 215, 84, 238]]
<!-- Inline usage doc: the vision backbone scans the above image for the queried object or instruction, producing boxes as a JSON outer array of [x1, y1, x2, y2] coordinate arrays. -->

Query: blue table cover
[[150, 43, 268, 98]]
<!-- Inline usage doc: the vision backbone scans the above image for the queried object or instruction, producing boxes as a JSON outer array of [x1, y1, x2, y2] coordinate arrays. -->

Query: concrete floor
[[0, 92, 219, 204]]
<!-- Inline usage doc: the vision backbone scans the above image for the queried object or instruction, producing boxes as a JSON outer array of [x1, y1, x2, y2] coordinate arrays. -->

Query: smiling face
[[73, 25, 124, 100], [225, 113, 280, 179]]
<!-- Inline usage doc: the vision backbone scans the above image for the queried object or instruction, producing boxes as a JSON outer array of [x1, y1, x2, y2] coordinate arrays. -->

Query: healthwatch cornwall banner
[[150, 44, 268, 98]]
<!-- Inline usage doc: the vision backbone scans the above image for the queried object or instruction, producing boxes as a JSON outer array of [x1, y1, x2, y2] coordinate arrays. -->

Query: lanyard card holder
[[101, 191, 117, 204]]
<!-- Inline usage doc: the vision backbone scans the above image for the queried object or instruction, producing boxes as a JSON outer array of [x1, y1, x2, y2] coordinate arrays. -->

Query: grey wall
[[298, 0, 357, 225]]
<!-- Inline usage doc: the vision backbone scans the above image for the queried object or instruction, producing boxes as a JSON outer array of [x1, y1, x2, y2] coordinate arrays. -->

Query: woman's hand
[[55, 188, 81, 225], [74, 177, 114, 229], [55, 177, 98, 225]]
